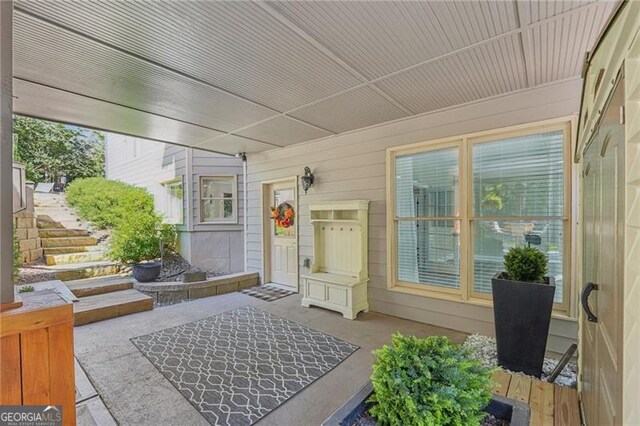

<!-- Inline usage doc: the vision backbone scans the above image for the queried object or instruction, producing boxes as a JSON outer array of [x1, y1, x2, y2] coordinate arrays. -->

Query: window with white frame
[[388, 121, 571, 311], [200, 176, 237, 223], [161, 179, 183, 225]]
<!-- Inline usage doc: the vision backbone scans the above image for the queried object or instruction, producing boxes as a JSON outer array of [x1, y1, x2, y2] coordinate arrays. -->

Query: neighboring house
[[105, 134, 244, 274]]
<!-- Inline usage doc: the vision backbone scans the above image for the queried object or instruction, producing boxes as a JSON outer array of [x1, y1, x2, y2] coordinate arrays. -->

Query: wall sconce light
[[300, 166, 315, 194]]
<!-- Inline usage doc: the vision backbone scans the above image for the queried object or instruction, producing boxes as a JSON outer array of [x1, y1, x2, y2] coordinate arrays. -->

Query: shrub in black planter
[[492, 247, 555, 378], [368, 334, 494, 426]]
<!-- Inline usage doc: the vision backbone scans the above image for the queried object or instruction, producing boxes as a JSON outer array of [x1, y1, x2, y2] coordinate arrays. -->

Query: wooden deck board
[[491, 370, 512, 396], [554, 386, 580, 426], [529, 380, 555, 426], [506, 374, 532, 403], [494, 370, 580, 426]]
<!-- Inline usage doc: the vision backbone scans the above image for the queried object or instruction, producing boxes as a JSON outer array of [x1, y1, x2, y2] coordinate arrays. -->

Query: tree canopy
[[13, 116, 105, 183]]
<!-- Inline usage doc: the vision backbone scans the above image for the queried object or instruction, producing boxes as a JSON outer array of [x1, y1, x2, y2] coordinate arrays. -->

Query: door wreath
[[271, 202, 295, 228]]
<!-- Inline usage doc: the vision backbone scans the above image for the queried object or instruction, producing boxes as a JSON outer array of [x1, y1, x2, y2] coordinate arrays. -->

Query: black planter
[[132, 262, 162, 282], [323, 381, 530, 426], [491, 272, 556, 378]]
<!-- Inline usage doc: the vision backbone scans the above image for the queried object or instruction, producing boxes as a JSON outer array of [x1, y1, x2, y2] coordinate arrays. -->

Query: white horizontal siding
[[105, 134, 185, 220], [245, 79, 582, 353]]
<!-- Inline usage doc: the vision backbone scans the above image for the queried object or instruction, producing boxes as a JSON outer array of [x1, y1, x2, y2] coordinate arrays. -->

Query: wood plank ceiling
[[12, 0, 616, 154]]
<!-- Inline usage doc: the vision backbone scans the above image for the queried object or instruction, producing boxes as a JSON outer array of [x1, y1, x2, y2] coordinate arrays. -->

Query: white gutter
[[242, 154, 248, 271]]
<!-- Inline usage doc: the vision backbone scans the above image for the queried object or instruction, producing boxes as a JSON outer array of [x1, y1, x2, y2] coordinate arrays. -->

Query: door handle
[[581, 282, 599, 323]]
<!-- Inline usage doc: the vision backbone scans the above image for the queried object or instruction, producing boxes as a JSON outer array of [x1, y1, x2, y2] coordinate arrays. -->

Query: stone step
[[47, 261, 121, 281], [44, 246, 102, 255], [73, 289, 153, 326], [46, 250, 107, 266], [36, 215, 65, 228], [37, 220, 65, 229], [65, 275, 134, 298], [42, 236, 98, 248], [39, 229, 89, 238]]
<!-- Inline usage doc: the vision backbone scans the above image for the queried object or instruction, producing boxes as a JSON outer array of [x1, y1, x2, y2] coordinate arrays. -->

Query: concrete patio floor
[[74, 291, 467, 425]]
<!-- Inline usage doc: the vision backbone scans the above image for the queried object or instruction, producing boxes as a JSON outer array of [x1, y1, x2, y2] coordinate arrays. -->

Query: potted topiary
[[109, 214, 176, 283], [323, 333, 531, 425], [492, 246, 555, 378]]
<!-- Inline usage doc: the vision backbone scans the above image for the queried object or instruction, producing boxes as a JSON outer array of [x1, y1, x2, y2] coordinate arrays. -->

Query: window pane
[[202, 177, 234, 198], [398, 220, 460, 289], [163, 181, 183, 224], [473, 131, 564, 217], [473, 220, 564, 302], [202, 199, 234, 220], [274, 188, 295, 237], [396, 147, 459, 218]]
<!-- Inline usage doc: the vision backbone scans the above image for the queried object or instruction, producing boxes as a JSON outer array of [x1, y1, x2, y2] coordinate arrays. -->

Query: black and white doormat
[[240, 284, 295, 302], [131, 306, 358, 426]]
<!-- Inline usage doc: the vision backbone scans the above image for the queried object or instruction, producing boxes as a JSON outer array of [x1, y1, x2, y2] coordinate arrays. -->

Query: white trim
[[198, 174, 238, 224], [260, 176, 299, 291], [185, 147, 194, 232]]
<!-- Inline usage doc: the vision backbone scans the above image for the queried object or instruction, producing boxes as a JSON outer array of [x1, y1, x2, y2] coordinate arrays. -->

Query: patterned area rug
[[240, 284, 295, 302], [131, 306, 359, 425]]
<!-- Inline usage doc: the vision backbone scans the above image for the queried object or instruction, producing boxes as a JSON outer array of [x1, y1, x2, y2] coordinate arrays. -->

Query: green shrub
[[503, 246, 548, 283], [67, 177, 177, 264], [19, 285, 34, 293], [109, 214, 177, 264], [66, 177, 155, 229], [369, 334, 494, 426]]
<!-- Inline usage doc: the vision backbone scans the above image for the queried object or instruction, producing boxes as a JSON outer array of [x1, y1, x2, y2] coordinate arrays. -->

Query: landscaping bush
[[67, 177, 176, 264], [109, 214, 160, 264], [369, 334, 494, 426], [503, 246, 548, 283], [66, 177, 155, 229]]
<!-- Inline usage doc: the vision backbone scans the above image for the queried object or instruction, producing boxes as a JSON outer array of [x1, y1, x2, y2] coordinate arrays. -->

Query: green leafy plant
[[503, 246, 548, 283], [13, 227, 21, 283], [66, 177, 155, 229], [369, 334, 494, 426], [109, 214, 176, 264], [19, 285, 35, 293]]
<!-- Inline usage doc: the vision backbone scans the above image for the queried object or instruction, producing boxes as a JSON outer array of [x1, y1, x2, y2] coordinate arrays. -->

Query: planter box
[[323, 381, 530, 426], [492, 273, 555, 378]]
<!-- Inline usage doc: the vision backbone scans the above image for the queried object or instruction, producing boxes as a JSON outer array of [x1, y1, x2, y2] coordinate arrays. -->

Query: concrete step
[[74, 289, 153, 326], [42, 236, 97, 248], [46, 261, 121, 281], [65, 275, 134, 298], [44, 246, 102, 255], [46, 250, 107, 266]]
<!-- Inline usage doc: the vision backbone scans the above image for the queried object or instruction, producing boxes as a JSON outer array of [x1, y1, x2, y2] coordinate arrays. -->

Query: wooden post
[[0, 0, 15, 307]]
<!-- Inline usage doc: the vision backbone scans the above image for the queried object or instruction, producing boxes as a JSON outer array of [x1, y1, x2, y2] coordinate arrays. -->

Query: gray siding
[[245, 79, 581, 353], [105, 135, 245, 273], [190, 148, 244, 231]]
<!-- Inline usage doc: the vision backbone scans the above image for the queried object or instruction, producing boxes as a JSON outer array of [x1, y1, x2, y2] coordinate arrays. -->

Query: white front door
[[267, 181, 298, 290], [580, 75, 624, 426]]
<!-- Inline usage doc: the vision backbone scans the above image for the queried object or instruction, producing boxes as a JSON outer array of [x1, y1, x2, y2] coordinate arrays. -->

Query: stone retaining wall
[[133, 272, 260, 305], [14, 210, 43, 264]]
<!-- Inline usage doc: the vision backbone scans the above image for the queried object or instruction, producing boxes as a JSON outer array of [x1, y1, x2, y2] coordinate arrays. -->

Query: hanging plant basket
[[271, 202, 295, 228]]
